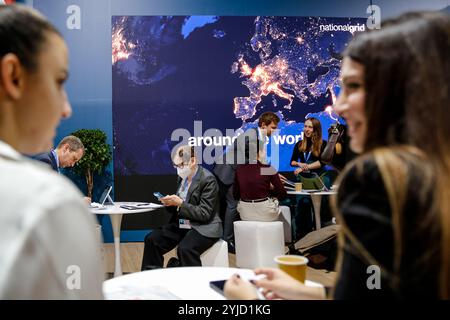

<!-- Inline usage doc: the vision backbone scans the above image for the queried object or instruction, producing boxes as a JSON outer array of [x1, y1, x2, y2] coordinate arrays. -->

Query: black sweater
[[333, 151, 440, 299]]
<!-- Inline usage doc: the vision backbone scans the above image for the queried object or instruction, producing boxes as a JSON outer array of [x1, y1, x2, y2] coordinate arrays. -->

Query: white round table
[[287, 190, 337, 230], [103, 267, 323, 300], [91, 202, 161, 277]]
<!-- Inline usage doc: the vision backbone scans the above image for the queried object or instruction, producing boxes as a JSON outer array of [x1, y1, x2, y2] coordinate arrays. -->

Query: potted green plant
[[70, 129, 112, 199]]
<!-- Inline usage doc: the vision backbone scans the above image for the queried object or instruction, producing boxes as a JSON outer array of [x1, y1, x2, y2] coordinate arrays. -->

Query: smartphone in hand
[[209, 280, 226, 296], [210, 277, 266, 299], [153, 192, 165, 200]]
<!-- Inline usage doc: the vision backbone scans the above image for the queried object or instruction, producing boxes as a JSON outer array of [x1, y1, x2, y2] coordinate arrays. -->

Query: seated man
[[141, 145, 222, 269], [32, 135, 84, 172], [32, 135, 90, 204]]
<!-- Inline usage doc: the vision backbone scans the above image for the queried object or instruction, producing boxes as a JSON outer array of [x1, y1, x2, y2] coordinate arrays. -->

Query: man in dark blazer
[[141, 145, 222, 269], [213, 112, 281, 252], [33, 135, 84, 172], [32, 135, 92, 204]]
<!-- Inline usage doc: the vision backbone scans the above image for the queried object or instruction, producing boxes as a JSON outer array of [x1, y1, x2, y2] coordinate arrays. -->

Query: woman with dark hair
[[0, 5, 103, 298], [225, 11, 450, 299], [290, 117, 326, 176]]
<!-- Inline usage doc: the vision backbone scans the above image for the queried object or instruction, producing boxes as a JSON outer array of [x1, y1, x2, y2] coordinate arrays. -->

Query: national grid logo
[[319, 23, 366, 34]]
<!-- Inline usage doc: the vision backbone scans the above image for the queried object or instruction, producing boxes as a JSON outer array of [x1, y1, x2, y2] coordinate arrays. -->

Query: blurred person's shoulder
[[0, 153, 87, 218], [337, 146, 431, 206], [0, 154, 102, 300], [199, 166, 219, 184], [342, 146, 429, 181]]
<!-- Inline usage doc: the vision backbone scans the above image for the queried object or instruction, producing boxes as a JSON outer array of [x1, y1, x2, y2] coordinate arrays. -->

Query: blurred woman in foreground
[[225, 11, 450, 300]]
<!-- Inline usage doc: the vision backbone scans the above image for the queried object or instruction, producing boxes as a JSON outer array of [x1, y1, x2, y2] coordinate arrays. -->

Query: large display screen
[[112, 16, 365, 175]]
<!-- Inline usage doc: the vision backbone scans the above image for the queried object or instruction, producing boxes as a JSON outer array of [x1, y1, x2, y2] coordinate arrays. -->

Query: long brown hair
[[332, 146, 437, 295], [298, 117, 323, 157], [335, 11, 450, 298]]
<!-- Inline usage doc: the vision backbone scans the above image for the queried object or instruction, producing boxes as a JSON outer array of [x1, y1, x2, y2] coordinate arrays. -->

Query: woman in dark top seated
[[290, 117, 326, 176], [224, 11, 450, 300], [233, 150, 287, 222], [291, 117, 329, 237]]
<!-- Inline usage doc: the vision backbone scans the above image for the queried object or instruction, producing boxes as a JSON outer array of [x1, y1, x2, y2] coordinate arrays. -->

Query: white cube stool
[[279, 206, 292, 243], [234, 221, 285, 269], [200, 239, 229, 267]]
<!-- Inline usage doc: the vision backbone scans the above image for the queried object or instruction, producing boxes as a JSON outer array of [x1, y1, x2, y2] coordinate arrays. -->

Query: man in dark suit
[[141, 145, 222, 269], [33, 135, 84, 172], [213, 112, 281, 252], [32, 135, 92, 204]]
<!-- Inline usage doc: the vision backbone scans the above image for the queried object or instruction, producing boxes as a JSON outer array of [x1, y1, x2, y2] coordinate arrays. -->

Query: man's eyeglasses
[[172, 162, 186, 169]]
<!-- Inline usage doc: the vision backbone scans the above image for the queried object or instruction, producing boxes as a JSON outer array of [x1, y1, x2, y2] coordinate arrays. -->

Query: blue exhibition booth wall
[[31, 0, 449, 243]]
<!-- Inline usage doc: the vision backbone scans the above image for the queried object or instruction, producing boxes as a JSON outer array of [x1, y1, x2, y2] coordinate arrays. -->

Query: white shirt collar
[[51, 149, 60, 168], [0, 140, 22, 161], [257, 127, 264, 140]]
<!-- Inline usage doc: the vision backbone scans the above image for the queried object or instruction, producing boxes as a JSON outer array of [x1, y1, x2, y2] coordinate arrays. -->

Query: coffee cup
[[274, 255, 308, 283]]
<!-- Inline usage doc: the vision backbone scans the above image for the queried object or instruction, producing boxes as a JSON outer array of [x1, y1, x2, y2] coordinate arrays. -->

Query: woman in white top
[[0, 4, 103, 299]]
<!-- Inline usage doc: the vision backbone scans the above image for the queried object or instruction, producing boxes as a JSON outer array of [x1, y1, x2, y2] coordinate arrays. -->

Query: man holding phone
[[141, 145, 222, 269], [153, 192, 165, 200]]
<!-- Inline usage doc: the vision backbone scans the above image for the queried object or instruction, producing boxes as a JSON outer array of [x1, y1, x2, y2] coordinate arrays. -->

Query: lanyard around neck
[[304, 151, 311, 162]]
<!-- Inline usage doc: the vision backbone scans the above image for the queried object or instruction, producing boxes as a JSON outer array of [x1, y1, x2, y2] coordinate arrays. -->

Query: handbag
[[321, 123, 345, 164], [289, 224, 340, 270], [297, 172, 332, 190]]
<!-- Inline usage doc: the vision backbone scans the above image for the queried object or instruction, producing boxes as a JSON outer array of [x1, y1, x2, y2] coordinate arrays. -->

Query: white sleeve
[[2, 197, 104, 299]]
